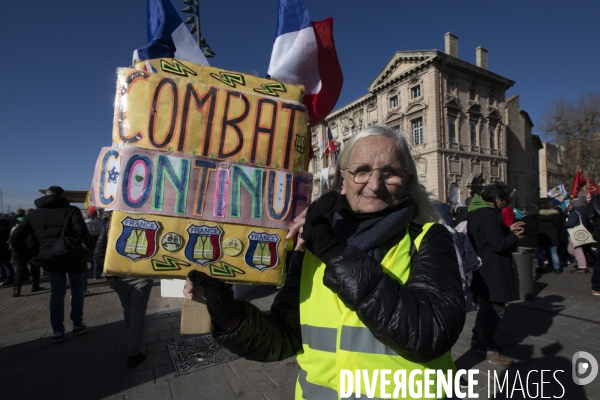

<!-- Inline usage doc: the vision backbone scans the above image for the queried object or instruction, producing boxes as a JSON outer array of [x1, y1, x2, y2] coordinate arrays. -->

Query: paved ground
[[0, 266, 598, 400]]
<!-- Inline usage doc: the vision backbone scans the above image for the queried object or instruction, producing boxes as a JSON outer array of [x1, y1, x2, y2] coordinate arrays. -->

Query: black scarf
[[331, 194, 415, 262]]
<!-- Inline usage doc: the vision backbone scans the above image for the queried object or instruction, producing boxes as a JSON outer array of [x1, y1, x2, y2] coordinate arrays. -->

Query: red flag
[[571, 166, 587, 197], [587, 176, 600, 201], [324, 127, 337, 155]]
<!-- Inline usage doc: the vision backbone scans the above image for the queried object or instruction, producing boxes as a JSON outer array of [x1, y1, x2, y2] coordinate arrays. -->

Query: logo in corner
[[573, 351, 598, 385], [185, 225, 223, 265], [116, 217, 159, 261], [245, 231, 280, 271]]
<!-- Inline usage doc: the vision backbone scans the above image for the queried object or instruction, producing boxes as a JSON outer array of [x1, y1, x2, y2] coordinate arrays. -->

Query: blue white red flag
[[133, 0, 208, 66], [324, 127, 336, 155], [267, 0, 343, 125]]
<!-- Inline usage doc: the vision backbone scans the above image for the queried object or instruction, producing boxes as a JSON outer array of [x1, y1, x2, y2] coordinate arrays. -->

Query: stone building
[[505, 95, 543, 207], [310, 33, 517, 205], [539, 141, 567, 198]]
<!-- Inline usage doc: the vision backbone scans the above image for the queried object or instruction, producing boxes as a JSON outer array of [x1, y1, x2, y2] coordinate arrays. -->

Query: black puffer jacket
[[212, 223, 466, 364], [0, 219, 11, 260], [94, 217, 111, 267], [10, 194, 91, 272], [538, 209, 560, 246]]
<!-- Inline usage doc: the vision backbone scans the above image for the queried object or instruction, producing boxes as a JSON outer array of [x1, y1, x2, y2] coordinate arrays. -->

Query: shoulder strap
[[61, 208, 77, 238]]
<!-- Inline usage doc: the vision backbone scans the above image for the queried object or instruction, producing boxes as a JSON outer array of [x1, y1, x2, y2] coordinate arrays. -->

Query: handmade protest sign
[[92, 59, 313, 284]]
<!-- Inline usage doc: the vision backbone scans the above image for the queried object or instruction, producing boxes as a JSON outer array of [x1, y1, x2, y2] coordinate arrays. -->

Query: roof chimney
[[444, 32, 458, 58], [476, 46, 488, 69]]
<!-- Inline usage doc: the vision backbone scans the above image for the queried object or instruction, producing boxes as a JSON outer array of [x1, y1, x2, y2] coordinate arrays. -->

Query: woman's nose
[[366, 170, 383, 191]]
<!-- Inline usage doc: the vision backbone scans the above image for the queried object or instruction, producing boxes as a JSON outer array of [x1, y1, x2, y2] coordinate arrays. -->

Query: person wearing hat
[[10, 186, 93, 343]]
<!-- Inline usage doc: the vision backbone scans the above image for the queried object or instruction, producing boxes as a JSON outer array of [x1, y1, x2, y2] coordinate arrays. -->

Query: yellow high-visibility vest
[[253, 242, 272, 265], [125, 229, 148, 255], [193, 235, 214, 260], [296, 223, 455, 399]]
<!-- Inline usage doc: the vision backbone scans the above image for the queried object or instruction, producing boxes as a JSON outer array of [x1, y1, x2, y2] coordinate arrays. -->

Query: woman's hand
[[183, 278, 194, 300], [286, 208, 307, 251], [301, 191, 342, 263], [510, 221, 525, 239], [186, 270, 244, 330]]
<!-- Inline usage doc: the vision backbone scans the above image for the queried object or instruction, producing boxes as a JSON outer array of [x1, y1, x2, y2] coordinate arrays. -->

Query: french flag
[[134, 0, 208, 66], [267, 0, 343, 125], [324, 127, 336, 155]]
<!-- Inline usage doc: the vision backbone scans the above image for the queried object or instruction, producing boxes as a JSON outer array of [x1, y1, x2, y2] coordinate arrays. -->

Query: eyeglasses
[[342, 163, 405, 185]]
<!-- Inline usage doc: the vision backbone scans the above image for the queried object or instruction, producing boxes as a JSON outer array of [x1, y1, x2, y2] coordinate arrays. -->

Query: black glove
[[300, 191, 343, 264], [323, 246, 384, 311], [187, 270, 244, 330]]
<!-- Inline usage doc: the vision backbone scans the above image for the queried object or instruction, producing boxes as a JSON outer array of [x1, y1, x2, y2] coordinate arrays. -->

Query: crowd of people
[[1, 124, 599, 397], [2, 186, 151, 369]]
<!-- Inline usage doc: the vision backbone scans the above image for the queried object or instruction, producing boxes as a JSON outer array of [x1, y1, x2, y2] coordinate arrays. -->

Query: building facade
[[505, 95, 543, 207], [539, 141, 567, 198], [310, 33, 516, 205]]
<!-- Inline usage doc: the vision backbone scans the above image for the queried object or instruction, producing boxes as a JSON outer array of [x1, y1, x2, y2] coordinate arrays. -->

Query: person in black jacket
[[537, 203, 562, 274], [183, 125, 466, 397], [0, 218, 15, 286], [11, 208, 46, 297], [518, 204, 540, 251], [587, 194, 600, 295], [10, 186, 93, 343], [467, 183, 524, 365]]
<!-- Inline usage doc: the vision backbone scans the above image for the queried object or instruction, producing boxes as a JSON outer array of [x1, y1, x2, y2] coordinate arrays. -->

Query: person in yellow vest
[[185, 125, 466, 399]]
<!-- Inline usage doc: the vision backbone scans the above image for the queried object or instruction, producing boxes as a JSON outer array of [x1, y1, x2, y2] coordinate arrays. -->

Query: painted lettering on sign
[[93, 147, 311, 230], [112, 68, 308, 172]]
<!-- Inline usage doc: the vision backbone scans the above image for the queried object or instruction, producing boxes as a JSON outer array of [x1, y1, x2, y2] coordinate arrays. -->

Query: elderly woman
[[185, 125, 466, 399]]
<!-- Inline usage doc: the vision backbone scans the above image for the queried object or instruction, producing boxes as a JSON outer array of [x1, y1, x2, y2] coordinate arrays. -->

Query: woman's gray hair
[[330, 124, 439, 224]]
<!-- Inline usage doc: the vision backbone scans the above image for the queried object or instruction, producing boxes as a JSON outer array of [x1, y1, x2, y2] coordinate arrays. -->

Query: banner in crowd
[[102, 211, 287, 284], [547, 184, 567, 198]]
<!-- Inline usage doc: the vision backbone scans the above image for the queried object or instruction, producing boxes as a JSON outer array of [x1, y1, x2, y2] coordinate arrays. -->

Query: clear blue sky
[[1, 0, 599, 210]]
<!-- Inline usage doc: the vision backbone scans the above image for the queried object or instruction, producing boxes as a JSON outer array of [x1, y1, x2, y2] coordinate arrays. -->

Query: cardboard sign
[[92, 59, 312, 285], [112, 61, 310, 173], [104, 210, 287, 284]]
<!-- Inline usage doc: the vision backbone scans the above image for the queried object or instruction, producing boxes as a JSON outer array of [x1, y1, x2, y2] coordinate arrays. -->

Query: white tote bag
[[567, 212, 596, 247]]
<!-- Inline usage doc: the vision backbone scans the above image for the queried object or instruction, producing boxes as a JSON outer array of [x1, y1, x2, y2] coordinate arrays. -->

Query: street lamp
[[182, 0, 215, 58]]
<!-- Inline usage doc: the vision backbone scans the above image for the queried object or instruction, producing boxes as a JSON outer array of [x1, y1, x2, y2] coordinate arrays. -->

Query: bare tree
[[539, 92, 600, 183]]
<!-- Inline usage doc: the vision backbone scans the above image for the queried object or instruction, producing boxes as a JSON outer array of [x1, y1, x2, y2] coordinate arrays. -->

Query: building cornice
[[322, 93, 376, 123], [369, 50, 515, 93]]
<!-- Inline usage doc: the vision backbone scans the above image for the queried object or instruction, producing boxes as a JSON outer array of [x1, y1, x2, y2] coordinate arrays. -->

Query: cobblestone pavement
[[0, 267, 598, 399]]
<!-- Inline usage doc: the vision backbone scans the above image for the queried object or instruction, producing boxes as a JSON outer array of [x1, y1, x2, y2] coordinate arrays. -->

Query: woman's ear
[[339, 172, 347, 195]]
